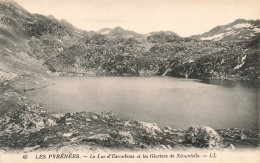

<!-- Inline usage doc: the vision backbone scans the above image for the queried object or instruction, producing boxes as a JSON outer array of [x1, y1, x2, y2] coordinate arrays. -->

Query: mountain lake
[[25, 77, 259, 131]]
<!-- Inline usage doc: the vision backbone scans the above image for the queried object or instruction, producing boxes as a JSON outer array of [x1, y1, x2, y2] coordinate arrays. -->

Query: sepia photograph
[[0, 0, 259, 162]]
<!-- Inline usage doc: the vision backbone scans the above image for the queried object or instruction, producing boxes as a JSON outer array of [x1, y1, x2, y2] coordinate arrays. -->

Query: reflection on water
[[201, 79, 259, 90], [25, 77, 259, 131]]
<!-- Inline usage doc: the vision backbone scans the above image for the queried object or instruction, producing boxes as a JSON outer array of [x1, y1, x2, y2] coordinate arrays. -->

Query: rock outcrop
[[0, 103, 259, 152], [0, 0, 259, 153], [185, 125, 223, 148]]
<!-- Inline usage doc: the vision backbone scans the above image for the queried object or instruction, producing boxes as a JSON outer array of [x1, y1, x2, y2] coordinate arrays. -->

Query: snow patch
[[201, 33, 225, 41], [126, 34, 134, 38], [253, 28, 260, 33], [63, 132, 73, 137], [201, 29, 245, 41], [242, 55, 246, 61], [225, 30, 236, 36], [101, 30, 111, 34], [234, 55, 246, 70], [233, 23, 252, 28]]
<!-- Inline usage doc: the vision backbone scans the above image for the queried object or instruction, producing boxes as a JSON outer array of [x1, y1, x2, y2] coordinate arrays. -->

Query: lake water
[[25, 77, 259, 131]]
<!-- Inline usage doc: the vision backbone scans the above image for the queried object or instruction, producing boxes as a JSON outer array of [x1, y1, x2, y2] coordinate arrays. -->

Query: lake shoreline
[[25, 76, 259, 131], [49, 70, 260, 82], [0, 75, 259, 152], [0, 104, 259, 152]]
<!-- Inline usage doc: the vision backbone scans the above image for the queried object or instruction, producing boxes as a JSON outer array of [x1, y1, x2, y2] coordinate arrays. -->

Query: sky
[[14, 0, 260, 37]]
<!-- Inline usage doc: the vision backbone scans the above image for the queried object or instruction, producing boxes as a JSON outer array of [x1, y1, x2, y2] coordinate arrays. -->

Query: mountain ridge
[[97, 26, 145, 40], [0, 0, 259, 82], [191, 19, 260, 41], [0, 0, 259, 152]]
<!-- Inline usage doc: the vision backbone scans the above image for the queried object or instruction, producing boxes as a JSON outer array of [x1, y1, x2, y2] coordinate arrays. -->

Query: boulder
[[185, 125, 223, 148], [137, 121, 162, 135], [118, 131, 135, 144], [229, 144, 235, 150], [86, 134, 111, 141]]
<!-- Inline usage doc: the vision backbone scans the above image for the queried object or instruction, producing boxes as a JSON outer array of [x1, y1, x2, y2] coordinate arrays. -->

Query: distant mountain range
[[191, 19, 260, 41], [96, 19, 260, 42], [1, 1, 259, 153], [0, 0, 259, 81], [97, 27, 180, 41], [97, 26, 145, 40]]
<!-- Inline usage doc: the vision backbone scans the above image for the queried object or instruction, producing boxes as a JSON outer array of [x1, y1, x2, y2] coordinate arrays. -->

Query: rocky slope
[[191, 19, 260, 41], [44, 25, 260, 80], [1, 1, 259, 81], [0, 0, 259, 152], [0, 106, 259, 152]]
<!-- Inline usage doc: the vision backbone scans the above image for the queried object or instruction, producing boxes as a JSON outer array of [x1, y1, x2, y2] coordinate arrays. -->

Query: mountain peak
[[97, 28, 112, 34], [0, 0, 17, 5], [231, 19, 248, 25], [191, 19, 260, 41], [113, 26, 124, 31], [148, 31, 179, 37], [0, 0, 30, 15]]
